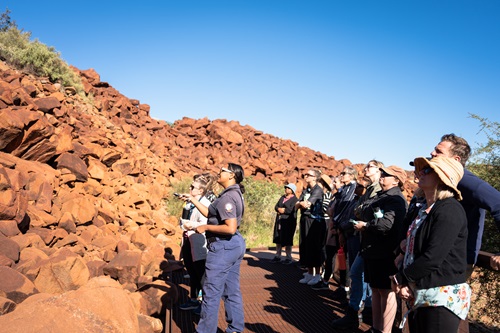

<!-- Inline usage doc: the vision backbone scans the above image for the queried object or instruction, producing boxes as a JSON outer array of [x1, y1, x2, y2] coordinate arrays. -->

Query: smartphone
[[349, 219, 358, 225]]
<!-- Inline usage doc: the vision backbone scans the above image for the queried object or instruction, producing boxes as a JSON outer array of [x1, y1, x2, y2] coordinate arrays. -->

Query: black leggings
[[409, 306, 460, 333], [181, 238, 206, 299], [323, 245, 338, 282]]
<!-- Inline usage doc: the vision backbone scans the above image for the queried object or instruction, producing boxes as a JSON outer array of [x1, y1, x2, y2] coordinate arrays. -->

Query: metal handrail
[[476, 251, 499, 271]]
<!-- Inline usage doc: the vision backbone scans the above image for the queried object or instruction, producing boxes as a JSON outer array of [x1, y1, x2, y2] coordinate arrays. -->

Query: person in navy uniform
[[182, 163, 246, 333]]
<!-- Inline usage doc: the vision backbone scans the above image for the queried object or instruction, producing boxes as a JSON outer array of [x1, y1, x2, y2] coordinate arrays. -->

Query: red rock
[[0, 220, 20, 237], [34, 96, 61, 112], [103, 250, 142, 284], [34, 248, 90, 294], [0, 266, 38, 303], [0, 296, 17, 315], [0, 234, 20, 262], [0, 276, 141, 333], [55, 152, 89, 182]]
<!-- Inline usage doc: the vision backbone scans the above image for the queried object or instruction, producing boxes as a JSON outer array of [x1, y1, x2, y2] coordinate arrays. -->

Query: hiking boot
[[179, 299, 200, 311], [310, 280, 330, 290], [331, 306, 360, 329]]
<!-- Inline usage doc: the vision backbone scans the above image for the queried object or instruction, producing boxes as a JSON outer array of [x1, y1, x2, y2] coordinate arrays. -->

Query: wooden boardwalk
[[167, 248, 372, 333]]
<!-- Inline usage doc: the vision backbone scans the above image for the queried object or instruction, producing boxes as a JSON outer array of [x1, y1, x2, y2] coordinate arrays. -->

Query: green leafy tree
[[466, 114, 500, 331], [0, 8, 15, 31], [468, 114, 500, 253]]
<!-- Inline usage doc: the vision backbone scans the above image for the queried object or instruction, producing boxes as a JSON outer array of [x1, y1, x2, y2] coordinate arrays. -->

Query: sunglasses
[[304, 173, 315, 178], [190, 185, 200, 190], [380, 172, 394, 178], [220, 167, 233, 174], [421, 166, 434, 175]]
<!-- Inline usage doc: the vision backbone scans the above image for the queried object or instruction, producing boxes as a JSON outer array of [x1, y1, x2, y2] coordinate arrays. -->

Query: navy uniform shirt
[[207, 184, 244, 233]]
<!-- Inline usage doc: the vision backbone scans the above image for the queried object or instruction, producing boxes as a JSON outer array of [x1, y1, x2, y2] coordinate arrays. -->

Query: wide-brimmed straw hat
[[379, 165, 407, 187], [413, 156, 464, 200]]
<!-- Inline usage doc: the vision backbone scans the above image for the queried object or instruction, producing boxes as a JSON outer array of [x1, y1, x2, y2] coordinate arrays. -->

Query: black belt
[[206, 235, 233, 244]]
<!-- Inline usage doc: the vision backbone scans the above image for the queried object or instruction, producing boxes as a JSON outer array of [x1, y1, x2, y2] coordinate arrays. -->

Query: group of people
[[270, 133, 500, 333], [172, 133, 500, 333]]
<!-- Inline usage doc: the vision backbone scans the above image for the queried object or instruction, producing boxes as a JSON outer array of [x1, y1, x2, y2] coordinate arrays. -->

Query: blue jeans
[[349, 253, 372, 311], [196, 233, 246, 333]]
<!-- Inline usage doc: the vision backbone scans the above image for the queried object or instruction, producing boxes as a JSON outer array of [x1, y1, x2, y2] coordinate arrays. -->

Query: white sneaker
[[307, 274, 322, 286], [299, 273, 313, 284]]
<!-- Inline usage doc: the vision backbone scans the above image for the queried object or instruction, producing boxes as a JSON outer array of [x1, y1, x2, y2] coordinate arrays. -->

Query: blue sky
[[5, 1, 499, 169]]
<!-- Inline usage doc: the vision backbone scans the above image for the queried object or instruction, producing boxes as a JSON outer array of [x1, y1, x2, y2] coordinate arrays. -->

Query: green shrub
[[164, 177, 193, 220], [240, 177, 285, 248], [0, 10, 84, 95]]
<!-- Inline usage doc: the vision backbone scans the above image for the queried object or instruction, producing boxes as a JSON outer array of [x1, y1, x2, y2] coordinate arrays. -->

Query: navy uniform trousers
[[196, 232, 246, 333]]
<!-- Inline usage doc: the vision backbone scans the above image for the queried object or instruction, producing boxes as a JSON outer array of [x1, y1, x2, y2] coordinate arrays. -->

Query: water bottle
[[182, 202, 193, 219]]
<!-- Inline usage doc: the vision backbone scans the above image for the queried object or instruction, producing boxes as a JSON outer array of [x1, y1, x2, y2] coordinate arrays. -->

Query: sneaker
[[192, 304, 201, 316], [307, 274, 322, 286], [270, 256, 281, 263], [311, 280, 330, 290], [179, 299, 200, 311], [282, 258, 293, 265], [299, 272, 313, 284]]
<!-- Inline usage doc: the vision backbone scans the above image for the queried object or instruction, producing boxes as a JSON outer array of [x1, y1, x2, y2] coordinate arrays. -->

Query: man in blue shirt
[[430, 133, 500, 273]]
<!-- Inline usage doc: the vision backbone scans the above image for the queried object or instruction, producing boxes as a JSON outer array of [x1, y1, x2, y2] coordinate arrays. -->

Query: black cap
[[409, 157, 432, 167]]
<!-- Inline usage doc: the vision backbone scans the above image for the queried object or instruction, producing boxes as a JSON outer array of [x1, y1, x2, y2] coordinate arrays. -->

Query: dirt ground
[[468, 268, 500, 332]]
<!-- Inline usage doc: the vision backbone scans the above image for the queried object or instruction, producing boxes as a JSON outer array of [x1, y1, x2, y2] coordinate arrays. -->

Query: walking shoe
[[192, 304, 201, 315], [310, 280, 330, 290], [179, 299, 200, 311], [307, 274, 322, 286], [299, 272, 313, 284], [270, 256, 281, 263], [331, 306, 360, 329], [282, 258, 293, 265]]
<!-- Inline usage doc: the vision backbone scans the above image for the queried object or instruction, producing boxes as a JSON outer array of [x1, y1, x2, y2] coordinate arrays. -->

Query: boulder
[[0, 266, 39, 303], [0, 277, 140, 333], [33, 248, 90, 294]]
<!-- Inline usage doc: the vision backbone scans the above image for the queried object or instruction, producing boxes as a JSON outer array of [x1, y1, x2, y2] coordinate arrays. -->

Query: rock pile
[[0, 61, 414, 331]]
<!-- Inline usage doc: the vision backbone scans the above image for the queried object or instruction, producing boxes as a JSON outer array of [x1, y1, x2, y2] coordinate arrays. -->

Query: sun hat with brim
[[284, 183, 297, 194], [379, 165, 407, 187], [320, 174, 333, 191], [413, 156, 464, 200]]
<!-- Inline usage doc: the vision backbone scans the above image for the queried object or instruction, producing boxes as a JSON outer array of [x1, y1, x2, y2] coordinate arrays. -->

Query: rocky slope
[[3, 60, 400, 332]]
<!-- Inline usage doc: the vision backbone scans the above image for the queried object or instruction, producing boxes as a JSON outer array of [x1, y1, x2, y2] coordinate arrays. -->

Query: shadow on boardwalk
[[167, 248, 370, 333]]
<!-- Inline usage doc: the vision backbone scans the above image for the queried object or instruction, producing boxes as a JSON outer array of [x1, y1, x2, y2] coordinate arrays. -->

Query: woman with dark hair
[[391, 156, 470, 333], [182, 163, 246, 333], [271, 183, 299, 264], [296, 168, 324, 285]]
